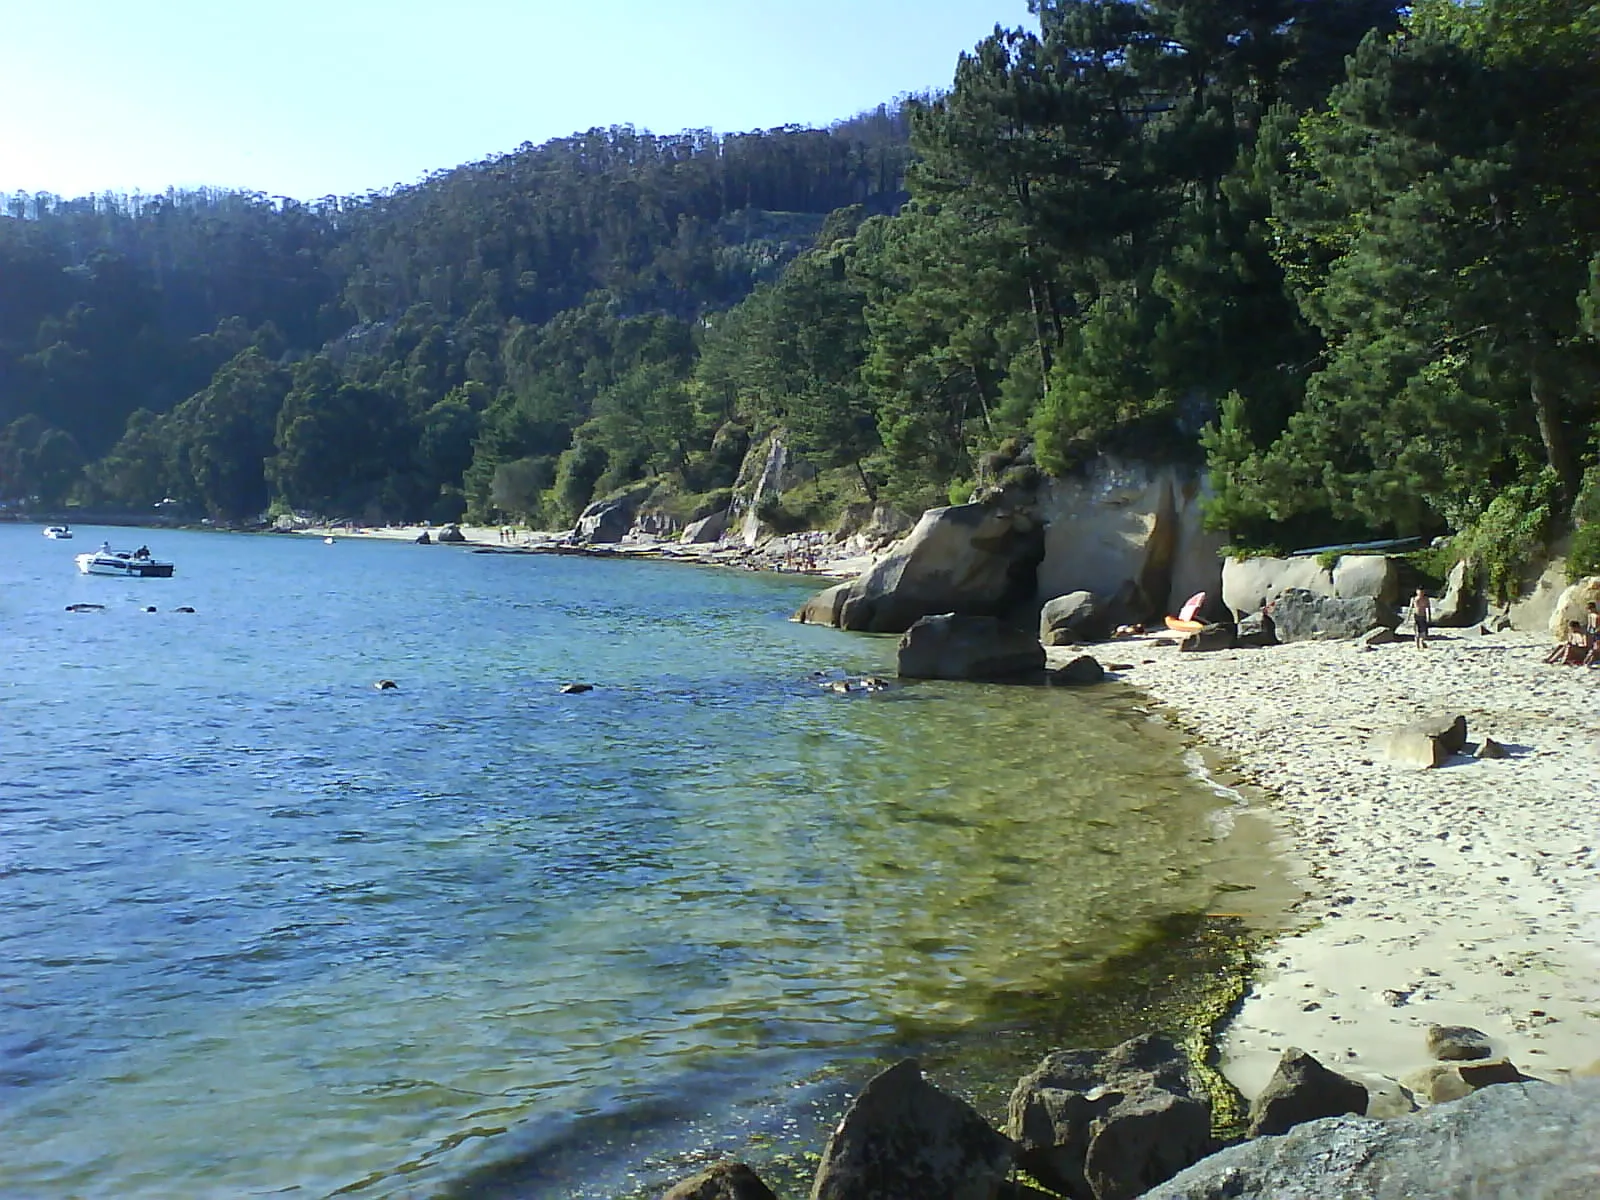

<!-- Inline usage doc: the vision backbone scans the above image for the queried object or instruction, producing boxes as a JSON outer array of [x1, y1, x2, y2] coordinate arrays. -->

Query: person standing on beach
[[1411, 587, 1431, 648]]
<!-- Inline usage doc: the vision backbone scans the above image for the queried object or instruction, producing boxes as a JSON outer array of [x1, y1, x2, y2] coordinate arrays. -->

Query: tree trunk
[[1530, 361, 1577, 500]]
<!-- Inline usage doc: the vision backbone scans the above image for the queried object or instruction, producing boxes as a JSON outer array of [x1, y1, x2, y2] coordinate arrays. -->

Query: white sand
[[1116, 630, 1600, 1099]]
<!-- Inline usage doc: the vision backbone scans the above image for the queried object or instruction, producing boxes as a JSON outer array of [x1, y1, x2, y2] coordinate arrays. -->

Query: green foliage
[[1568, 465, 1600, 580], [1454, 472, 1559, 603], [947, 478, 977, 506]]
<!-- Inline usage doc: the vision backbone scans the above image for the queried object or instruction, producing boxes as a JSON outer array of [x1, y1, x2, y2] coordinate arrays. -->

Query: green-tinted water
[[1, 525, 1283, 1198]]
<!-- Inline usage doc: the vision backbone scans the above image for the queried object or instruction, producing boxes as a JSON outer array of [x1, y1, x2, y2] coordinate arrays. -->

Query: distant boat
[[324, 536, 335, 544], [44, 525, 73, 539], [76, 545, 175, 578]]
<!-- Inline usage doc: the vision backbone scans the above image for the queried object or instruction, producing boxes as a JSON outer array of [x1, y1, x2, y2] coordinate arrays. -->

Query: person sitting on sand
[[1544, 620, 1589, 665]]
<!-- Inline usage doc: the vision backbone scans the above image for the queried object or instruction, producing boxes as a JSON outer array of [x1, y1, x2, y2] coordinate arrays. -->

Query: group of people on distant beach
[[1544, 601, 1600, 666]]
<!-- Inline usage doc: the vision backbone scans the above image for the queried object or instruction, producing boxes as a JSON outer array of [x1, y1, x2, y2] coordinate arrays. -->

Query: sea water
[[0, 525, 1280, 1198]]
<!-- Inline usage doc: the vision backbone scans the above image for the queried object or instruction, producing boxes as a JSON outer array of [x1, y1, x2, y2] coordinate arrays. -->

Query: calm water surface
[[1, 525, 1276, 1198]]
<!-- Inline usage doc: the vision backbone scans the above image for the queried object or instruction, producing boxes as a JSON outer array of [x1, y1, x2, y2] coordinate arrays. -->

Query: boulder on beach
[[1047, 654, 1105, 686], [1426, 1024, 1494, 1062], [1271, 588, 1398, 642], [1370, 713, 1467, 768], [1248, 1047, 1369, 1137], [810, 1059, 1014, 1200], [1547, 576, 1600, 642], [806, 500, 1043, 634], [573, 496, 635, 544], [1144, 1079, 1600, 1200], [1234, 610, 1277, 647], [1007, 1033, 1215, 1200], [1179, 622, 1236, 653], [436, 523, 466, 543], [1221, 554, 1401, 620], [897, 614, 1045, 681], [1040, 590, 1111, 645]]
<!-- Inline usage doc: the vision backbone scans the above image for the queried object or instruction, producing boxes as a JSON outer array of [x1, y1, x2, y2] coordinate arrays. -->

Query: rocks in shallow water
[[1048, 654, 1105, 686], [661, 1161, 777, 1200], [897, 614, 1044, 681], [1247, 1047, 1368, 1137], [1040, 590, 1111, 645], [1426, 1024, 1494, 1062], [810, 1059, 1014, 1200], [794, 582, 851, 626], [1144, 1079, 1600, 1200], [65, 603, 105, 612], [559, 682, 594, 694], [1271, 588, 1398, 642], [1007, 1033, 1214, 1200], [1179, 622, 1236, 653], [374, 679, 398, 690], [1370, 713, 1468, 768]]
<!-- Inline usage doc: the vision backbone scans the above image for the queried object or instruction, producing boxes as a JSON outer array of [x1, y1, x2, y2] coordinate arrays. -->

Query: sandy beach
[[1118, 629, 1600, 1102]]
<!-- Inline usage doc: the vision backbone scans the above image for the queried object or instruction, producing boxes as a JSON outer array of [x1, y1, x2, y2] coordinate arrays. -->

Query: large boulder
[[1034, 460, 1224, 623], [1270, 589, 1398, 642], [810, 1059, 1015, 1200], [1007, 1033, 1215, 1200], [1547, 576, 1600, 642], [1222, 554, 1401, 620], [808, 501, 1043, 634], [1145, 1079, 1599, 1200], [436, 523, 466, 543], [574, 496, 635, 544], [1040, 591, 1112, 645], [897, 615, 1045, 681], [1431, 559, 1480, 627], [681, 508, 730, 544], [1247, 1048, 1369, 1137], [1234, 610, 1277, 647]]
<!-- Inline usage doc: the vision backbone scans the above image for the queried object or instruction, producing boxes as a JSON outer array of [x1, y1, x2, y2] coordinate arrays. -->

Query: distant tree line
[[5, 1, 1599, 582]]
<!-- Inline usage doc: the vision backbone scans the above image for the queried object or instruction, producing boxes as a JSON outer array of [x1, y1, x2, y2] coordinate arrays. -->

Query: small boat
[[44, 525, 73, 539], [1164, 615, 1205, 634], [75, 545, 175, 578], [1164, 590, 1208, 633]]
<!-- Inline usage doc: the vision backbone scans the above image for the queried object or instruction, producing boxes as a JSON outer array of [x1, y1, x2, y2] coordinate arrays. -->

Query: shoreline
[[1118, 630, 1600, 1100]]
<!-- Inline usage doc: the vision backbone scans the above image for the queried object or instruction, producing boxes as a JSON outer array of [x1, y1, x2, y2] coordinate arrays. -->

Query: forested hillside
[[4, 0, 1599, 584]]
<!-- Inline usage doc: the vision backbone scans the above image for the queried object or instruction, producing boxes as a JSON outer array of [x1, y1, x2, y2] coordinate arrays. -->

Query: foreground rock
[[897, 615, 1045, 681], [807, 501, 1044, 634], [1007, 1033, 1215, 1200], [1370, 713, 1468, 768], [1145, 1079, 1600, 1200], [1246, 1048, 1368, 1137], [663, 1161, 778, 1200], [810, 1059, 1014, 1200]]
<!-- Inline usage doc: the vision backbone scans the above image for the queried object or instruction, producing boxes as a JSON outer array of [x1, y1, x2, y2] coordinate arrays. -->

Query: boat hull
[[75, 553, 175, 578], [1164, 615, 1205, 634]]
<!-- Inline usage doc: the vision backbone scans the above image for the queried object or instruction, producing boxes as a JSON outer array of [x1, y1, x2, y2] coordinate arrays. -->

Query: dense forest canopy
[[4, 0, 1599, 581]]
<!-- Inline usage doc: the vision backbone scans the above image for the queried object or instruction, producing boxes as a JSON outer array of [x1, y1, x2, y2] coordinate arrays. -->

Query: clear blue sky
[[0, 0, 1031, 202]]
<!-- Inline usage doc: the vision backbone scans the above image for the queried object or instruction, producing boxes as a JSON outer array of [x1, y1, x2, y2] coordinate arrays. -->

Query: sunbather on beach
[[1545, 620, 1589, 665]]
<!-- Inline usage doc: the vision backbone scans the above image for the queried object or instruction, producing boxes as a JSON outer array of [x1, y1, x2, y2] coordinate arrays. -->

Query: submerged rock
[[897, 614, 1045, 681]]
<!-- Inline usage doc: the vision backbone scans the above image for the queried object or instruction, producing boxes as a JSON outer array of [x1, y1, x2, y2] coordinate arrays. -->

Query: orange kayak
[[1164, 615, 1205, 634]]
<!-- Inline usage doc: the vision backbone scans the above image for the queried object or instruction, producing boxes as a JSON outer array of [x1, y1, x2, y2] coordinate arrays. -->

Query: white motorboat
[[75, 545, 175, 578], [44, 525, 74, 539]]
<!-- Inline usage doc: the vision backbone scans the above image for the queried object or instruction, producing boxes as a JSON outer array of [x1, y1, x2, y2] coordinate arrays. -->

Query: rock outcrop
[[809, 1059, 1014, 1200], [897, 615, 1045, 681], [1146, 1080, 1600, 1200], [1034, 460, 1225, 623], [1006, 1033, 1215, 1200], [574, 496, 635, 544], [681, 509, 730, 544], [1270, 589, 1398, 642], [811, 501, 1044, 634], [1047, 654, 1105, 685], [1370, 713, 1468, 769]]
